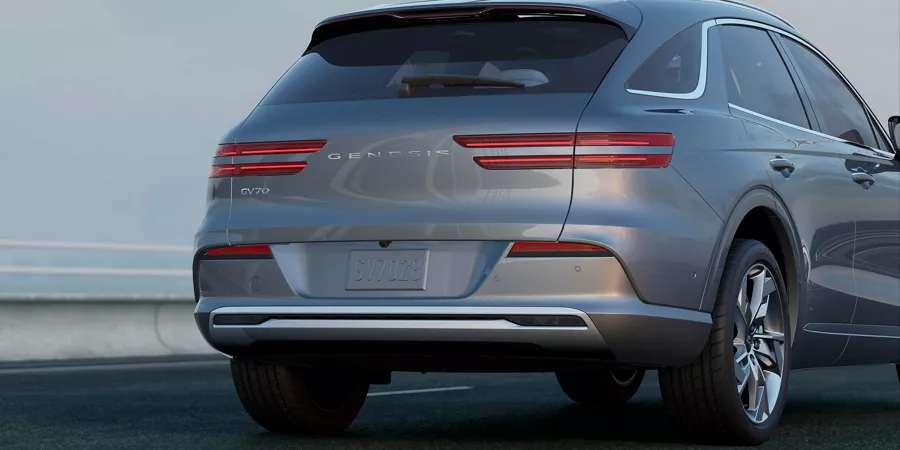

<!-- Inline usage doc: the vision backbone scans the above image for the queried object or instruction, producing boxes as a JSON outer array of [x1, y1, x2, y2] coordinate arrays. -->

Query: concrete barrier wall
[[0, 296, 214, 362]]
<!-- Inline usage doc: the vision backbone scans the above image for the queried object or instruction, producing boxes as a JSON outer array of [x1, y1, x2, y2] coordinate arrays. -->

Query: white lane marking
[[367, 386, 473, 397], [0, 360, 225, 376], [0, 239, 192, 253], [0, 266, 191, 277]]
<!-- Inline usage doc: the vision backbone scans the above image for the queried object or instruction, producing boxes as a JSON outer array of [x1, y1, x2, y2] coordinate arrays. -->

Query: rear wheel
[[556, 368, 645, 405], [230, 358, 370, 435], [659, 239, 790, 445]]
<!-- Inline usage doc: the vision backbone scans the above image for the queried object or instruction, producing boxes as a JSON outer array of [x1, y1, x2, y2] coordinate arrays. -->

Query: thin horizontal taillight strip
[[215, 140, 327, 157], [210, 162, 307, 178], [319, 5, 594, 26], [473, 154, 670, 170], [454, 134, 575, 148], [474, 155, 573, 170], [575, 154, 671, 168], [455, 133, 673, 148], [576, 133, 674, 147]]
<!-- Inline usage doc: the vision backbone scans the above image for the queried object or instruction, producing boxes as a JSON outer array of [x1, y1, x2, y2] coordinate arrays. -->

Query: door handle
[[769, 157, 795, 177], [851, 172, 875, 189]]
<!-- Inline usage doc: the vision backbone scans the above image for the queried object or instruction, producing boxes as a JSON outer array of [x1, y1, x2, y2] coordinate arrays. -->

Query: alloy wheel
[[733, 263, 786, 424]]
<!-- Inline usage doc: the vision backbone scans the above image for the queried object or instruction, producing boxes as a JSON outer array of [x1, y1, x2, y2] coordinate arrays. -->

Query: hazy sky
[[0, 0, 382, 246], [1, 0, 897, 247]]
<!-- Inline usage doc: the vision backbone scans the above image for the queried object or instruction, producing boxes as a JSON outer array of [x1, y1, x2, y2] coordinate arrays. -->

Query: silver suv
[[193, 0, 900, 445]]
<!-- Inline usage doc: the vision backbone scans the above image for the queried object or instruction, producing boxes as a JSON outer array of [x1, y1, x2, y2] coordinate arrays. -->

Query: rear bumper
[[194, 300, 711, 369]]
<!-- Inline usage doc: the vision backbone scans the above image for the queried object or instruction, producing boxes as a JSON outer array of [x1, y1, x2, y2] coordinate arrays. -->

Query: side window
[[626, 22, 703, 95], [781, 38, 881, 149], [719, 26, 809, 128]]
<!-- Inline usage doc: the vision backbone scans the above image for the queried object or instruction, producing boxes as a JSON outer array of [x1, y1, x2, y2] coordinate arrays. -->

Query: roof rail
[[715, 0, 796, 29]]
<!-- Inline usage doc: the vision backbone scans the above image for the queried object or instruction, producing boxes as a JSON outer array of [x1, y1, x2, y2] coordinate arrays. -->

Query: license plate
[[345, 250, 429, 291]]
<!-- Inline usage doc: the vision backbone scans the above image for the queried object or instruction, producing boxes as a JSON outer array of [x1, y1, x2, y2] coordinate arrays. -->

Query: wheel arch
[[699, 187, 805, 344]]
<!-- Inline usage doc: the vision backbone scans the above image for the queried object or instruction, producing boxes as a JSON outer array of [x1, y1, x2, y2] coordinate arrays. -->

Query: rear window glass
[[260, 19, 627, 105], [626, 22, 703, 95]]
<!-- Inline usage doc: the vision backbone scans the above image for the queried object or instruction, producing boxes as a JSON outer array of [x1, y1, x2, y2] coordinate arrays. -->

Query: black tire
[[556, 369, 646, 405], [659, 239, 792, 445], [230, 358, 370, 435]]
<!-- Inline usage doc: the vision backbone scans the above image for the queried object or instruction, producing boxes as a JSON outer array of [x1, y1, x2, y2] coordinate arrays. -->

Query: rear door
[[223, 11, 629, 244], [717, 25, 861, 369], [776, 36, 900, 365]]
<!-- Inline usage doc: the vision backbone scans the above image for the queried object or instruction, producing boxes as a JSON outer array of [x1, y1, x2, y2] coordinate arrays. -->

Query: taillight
[[575, 133, 674, 147], [507, 242, 610, 258], [454, 133, 575, 148], [210, 162, 307, 178], [574, 154, 671, 168], [211, 140, 325, 178], [474, 155, 573, 170], [456, 132, 673, 170], [215, 140, 326, 157], [201, 245, 272, 260]]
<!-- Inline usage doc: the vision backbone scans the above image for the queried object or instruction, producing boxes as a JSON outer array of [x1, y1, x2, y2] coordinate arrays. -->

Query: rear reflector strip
[[474, 155, 573, 170], [201, 245, 272, 260], [215, 140, 326, 157], [505, 315, 587, 327], [210, 162, 307, 178], [507, 242, 610, 258]]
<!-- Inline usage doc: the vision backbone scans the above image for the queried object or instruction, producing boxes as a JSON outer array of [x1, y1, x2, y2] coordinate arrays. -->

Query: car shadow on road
[[229, 396, 900, 450], [237, 402, 694, 449]]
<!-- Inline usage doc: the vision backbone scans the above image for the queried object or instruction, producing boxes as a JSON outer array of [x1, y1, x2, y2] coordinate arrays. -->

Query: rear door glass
[[260, 18, 628, 105], [718, 25, 810, 128], [780, 38, 882, 149]]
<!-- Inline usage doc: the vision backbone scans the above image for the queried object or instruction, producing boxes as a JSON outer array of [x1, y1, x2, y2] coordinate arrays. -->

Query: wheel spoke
[[755, 340, 779, 368], [735, 310, 748, 343], [747, 357, 762, 410], [748, 271, 771, 327], [738, 277, 752, 326], [756, 331, 785, 342], [736, 359, 750, 394], [753, 384, 769, 422]]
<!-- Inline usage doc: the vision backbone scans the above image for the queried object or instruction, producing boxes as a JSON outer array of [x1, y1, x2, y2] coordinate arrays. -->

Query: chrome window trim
[[730, 103, 896, 159], [625, 16, 894, 157], [716, 18, 895, 157], [625, 20, 715, 100], [730, 103, 841, 141]]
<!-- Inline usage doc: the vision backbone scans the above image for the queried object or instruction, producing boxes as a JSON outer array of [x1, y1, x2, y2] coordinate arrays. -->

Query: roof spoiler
[[307, 2, 641, 52]]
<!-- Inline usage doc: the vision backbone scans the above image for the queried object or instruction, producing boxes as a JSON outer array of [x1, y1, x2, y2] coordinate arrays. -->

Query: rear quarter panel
[[562, 15, 774, 311]]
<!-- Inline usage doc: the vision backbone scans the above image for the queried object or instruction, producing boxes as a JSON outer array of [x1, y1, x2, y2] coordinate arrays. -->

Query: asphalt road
[[0, 359, 897, 450]]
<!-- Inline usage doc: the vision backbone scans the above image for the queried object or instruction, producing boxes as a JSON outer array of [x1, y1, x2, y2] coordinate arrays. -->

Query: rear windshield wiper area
[[398, 75, 525, 97]]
